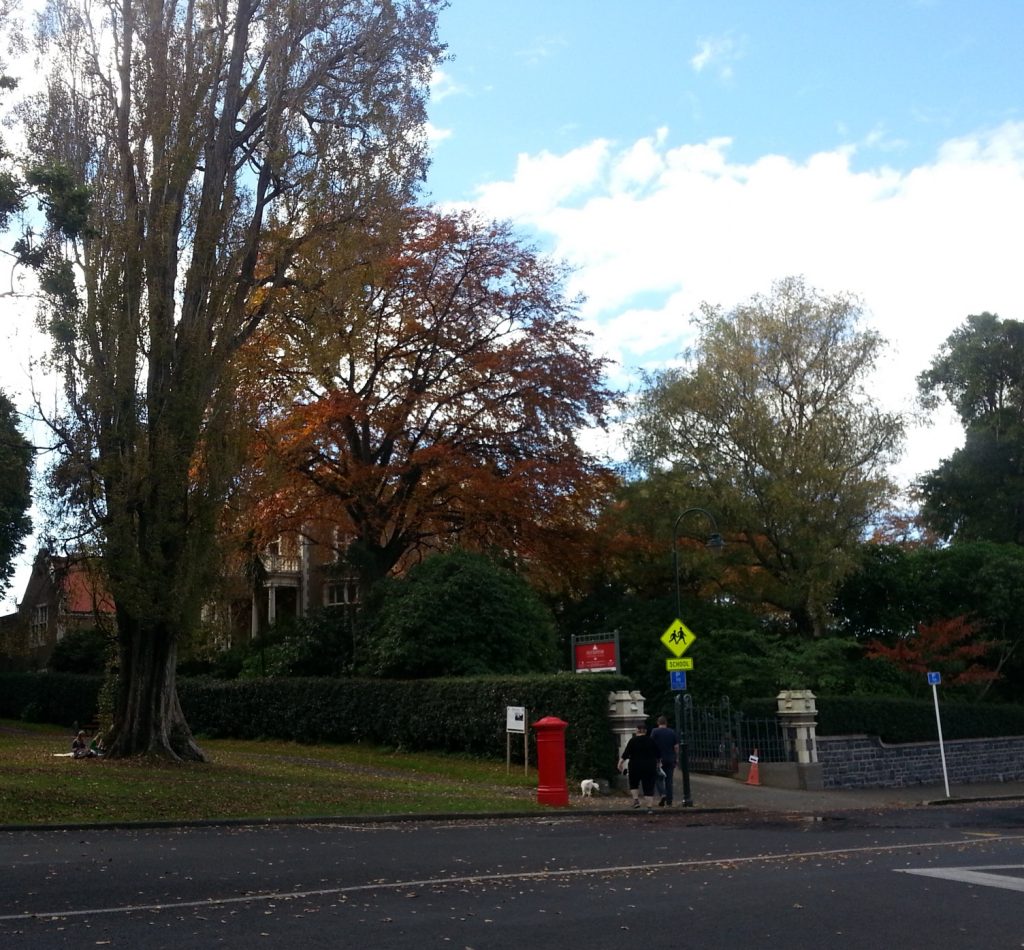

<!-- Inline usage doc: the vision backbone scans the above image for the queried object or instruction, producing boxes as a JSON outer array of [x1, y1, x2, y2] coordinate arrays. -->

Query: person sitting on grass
[[71, 731, 95, 758], [88, 733, 106, 757]]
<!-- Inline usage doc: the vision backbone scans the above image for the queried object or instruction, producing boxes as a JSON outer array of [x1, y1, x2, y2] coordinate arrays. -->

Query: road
[[1, 802, 1023, 948]]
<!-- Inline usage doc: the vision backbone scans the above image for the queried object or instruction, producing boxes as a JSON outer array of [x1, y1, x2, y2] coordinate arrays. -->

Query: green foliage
[[917, 313, 1024, 543], [0, 169, 23, 230], [0, 673, 101, 726], [0, 391, 33, 593], [46, 628, 112, 675], [627, 276, 904, 635], [360, 550, 559, 678], [235, 608, 354, 679], [835, 541, 1024, 698], [554, 578, 893, 716], [25, 164, 92, 237], [814, 695, 1024, 744], [179, 672, 630, 779], [0, 71, 24, 231], [237, 609, 353, 679]]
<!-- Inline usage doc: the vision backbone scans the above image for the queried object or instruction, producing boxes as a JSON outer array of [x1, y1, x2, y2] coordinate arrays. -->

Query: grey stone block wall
[[817, 734, 1024, 789]]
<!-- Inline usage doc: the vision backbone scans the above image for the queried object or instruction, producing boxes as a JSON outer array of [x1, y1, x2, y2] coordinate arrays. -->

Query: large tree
[[836, 540, 1024, 698], [236, 207, 616, 597], [916, 313, 1024, 543], [22, 0, 444, 758], [628, 276, 905, 636], [0, 390, 32, 593]]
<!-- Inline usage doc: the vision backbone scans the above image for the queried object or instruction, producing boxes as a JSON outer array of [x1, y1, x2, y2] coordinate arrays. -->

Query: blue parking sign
[[670, 670, 688, 690], [927, 671, 941, 685]]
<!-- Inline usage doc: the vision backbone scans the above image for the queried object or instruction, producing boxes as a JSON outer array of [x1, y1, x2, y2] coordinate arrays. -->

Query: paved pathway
[[567, 770, 1024, 816]]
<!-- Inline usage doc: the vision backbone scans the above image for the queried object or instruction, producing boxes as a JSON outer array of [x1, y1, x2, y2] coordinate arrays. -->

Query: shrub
[[47, 628, 111, 675], [359, 550, 559, 678]]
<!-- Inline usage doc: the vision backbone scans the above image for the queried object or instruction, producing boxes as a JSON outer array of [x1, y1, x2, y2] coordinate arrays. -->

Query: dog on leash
[[580, 779, 600, 797]]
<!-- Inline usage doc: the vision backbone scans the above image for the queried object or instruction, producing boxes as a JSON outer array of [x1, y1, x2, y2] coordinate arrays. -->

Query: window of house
[[30, 604, 49, 647], [325, 578, 359, 608]]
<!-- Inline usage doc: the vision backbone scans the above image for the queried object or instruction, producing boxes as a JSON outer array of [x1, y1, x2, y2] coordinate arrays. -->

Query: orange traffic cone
[[746, 750, 761, 786]]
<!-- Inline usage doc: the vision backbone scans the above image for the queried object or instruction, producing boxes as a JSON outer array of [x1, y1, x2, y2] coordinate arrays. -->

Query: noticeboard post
[[506, 706, 528, 776]]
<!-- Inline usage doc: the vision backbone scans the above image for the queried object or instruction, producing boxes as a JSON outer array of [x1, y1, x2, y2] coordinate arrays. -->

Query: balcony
[[260, 553, 301, 582]]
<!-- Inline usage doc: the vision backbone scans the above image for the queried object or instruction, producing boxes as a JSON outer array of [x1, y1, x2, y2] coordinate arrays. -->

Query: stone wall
[[818, 734, 1024, 789]]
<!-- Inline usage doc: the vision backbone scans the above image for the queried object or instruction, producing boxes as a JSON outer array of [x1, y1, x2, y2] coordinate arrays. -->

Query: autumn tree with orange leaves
[[237, 207, 617, 599], [867, 616, 999, 693]]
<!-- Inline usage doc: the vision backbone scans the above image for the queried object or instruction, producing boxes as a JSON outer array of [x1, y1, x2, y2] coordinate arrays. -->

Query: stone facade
[[817, 734, 1024, 789]]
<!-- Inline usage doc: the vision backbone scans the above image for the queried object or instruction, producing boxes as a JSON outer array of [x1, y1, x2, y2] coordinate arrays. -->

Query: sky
[[423, 0, 1024, 480], [3, 0, 1023, 607]]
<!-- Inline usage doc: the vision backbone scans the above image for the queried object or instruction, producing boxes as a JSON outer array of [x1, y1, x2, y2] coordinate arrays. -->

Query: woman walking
[[618, 721, 660, 811]]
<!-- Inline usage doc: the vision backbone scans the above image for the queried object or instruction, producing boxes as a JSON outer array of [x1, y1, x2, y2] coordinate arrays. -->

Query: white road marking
[[2, 834, 1022, 922], [896, 865, 1024, 893]]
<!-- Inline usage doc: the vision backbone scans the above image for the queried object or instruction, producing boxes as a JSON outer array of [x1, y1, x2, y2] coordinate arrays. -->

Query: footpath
[[615, 771, 1024, 813]]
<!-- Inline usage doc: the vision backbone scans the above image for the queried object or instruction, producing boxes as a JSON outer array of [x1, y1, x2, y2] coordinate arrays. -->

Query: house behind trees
[[0, 552, 115, 670]]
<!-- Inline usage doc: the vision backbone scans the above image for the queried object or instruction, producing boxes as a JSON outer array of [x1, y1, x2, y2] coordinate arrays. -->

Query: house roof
[[63, 562, 115, 615]]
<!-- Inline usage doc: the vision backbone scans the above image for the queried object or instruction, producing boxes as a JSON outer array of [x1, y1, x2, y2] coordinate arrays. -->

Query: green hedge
[[179, 673, 631, 779], [0, 672, 102, 727], [815, 695, 1024, 743], [0, 671, 631, 779], [741, 695, 1024, 744]]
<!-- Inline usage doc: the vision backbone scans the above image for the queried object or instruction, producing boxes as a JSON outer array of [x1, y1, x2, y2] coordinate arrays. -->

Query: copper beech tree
[[237, 207, 617, 598]]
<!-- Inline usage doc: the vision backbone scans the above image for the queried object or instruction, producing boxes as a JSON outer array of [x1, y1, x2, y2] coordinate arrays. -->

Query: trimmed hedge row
[[742, 695, 1024, 744], [815, 695, 1024, 743], [0, 672, 101, 727], [0, 672, 632, 779], [179, 673, 632, 778]]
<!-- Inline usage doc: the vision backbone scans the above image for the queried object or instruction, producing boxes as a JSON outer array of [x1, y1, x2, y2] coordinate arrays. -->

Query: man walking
[[651, 715, 679, 806]]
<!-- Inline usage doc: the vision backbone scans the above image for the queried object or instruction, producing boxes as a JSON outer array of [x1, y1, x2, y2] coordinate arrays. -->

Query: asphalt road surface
[[2, 802, 1023, 949]]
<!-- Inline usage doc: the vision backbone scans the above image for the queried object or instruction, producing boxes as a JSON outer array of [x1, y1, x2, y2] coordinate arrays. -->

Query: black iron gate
[[680, 695, 791, 775]]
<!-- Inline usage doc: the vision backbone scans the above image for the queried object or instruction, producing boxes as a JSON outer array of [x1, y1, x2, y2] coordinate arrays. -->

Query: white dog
[[580, 779, 600, 797]]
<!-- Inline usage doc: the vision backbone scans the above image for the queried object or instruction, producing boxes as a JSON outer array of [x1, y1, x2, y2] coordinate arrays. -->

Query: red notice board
[[572, 635, 619, 673]]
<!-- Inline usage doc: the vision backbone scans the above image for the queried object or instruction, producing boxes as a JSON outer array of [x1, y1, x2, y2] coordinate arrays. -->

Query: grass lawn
[[0, 720, 550, 826]]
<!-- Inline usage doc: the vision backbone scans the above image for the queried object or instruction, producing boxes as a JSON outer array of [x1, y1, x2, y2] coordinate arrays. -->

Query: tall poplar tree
[[21, 0, 443, 758]]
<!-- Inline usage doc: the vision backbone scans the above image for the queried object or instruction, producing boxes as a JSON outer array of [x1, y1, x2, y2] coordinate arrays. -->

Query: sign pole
[[506, 705, 528, 776], [524, 708, 529, 777], [928, 672, 951, 798]]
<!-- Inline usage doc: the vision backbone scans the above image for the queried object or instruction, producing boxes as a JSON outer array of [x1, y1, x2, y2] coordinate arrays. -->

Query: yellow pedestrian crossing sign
[[661, 619, 697, 657]]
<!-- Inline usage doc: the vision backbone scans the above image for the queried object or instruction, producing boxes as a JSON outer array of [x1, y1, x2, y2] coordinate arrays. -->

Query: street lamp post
[[672, 507, 724, 621], [671, 507, 723, 809]]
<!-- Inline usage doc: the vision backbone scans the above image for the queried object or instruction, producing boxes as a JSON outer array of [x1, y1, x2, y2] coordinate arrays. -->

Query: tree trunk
[[106, 613, 204, 761]]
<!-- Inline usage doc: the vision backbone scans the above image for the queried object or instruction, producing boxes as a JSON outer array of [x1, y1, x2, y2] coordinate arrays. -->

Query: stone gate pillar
[[776, 689, 823, 790], [608, 690, 646, 787]]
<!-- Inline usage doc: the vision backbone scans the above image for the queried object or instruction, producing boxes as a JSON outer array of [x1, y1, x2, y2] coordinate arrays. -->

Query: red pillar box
[[532, 716, 569, 806]]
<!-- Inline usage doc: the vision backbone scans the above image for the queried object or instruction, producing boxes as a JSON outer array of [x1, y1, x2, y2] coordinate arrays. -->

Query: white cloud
[[459, 139, 612, 220], [429, 67, 462, 103], [466, 121, 1024, 487], [424, 121, 452, 146], [690, 34, 744, 80], [515, 34, 568, 66]]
